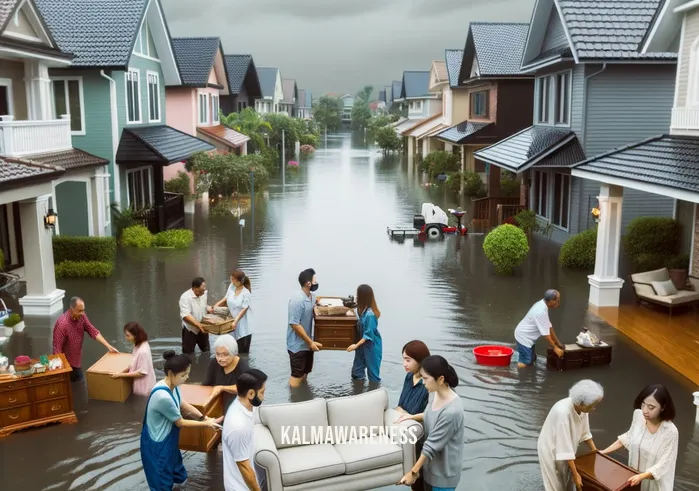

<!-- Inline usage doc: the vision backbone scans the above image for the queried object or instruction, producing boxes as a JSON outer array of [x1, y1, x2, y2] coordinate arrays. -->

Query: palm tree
[[221, 108, 272, 152]]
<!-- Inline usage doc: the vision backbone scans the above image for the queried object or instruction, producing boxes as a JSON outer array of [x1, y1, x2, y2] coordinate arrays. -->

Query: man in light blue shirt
[[287, 268, 322, 387]]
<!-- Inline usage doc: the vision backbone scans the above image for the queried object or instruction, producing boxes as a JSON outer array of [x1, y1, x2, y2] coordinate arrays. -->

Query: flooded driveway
[[2, 133, 699, 490]]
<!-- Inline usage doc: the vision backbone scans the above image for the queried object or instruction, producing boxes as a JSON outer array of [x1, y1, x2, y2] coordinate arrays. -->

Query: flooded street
[[2, 134, 699, 491]]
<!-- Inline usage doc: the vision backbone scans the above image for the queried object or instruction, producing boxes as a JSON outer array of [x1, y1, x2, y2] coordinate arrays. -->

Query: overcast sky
[[162, 0, 535, 97]]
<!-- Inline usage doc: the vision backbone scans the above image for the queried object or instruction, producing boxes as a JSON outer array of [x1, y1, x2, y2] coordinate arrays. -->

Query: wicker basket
[[317, 305, 350, 316], [201, 317, 235, 335]]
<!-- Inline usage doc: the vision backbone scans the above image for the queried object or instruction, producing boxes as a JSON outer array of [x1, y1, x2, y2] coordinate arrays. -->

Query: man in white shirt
[[223, 368, 268, 491], [514, 290, 564, 368], [179, 277, 210, 355]]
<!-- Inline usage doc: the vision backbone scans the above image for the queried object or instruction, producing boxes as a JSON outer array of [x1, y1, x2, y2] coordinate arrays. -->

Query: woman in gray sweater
[[397, 355, 464, 491]]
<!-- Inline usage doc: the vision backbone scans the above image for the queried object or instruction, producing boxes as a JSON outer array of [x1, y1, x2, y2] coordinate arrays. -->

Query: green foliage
[[189, 152, 269, 196], [351, 98, 372, 130], [312, 96, 343, 132], [623, 217, 681, 259], [4, 313, 21, 327], [665, 253, 690, 270], [445, 172, 462, 193], [500, 171, 519, 197], [121, 225, 155, 248], [220, 107, 272, 152], [210, 201, 233, 217], [559, 227, 597, 269], [483, 224, 530, 275], [55, 261, 114, 279], [110, 203, 136, 238], [462, 171, 486, 197], [53, 236, 116, 263], [356, 85, 374, 102], [375, 126, 402, 152], [299, 133, 319, 147], [164, 171, 191, 198], [263, 113, 307, 155], [420, 150, 460, 178], [514, 209, 538, 234], [153, 229, 194, 249], [633, 253, 666, 273]]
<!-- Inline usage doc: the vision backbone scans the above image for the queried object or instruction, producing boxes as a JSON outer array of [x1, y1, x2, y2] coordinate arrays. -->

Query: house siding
[[531, 62, 584, 137], [541, 5, 568, 52], [55, 181, 89, 236], [676, 9, 699, 107]]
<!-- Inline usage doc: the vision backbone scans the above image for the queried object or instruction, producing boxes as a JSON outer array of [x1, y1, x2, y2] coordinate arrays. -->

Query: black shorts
[[288, 350, 314, 378], [182, 328, 210, 354]]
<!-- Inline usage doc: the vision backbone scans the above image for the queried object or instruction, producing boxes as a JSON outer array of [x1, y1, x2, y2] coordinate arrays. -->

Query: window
[[103, 175, 110, 227], [198, 93, 209, 124], [126, 69, 141, 124], [147, 72, 160, 122], [470, 90, 488, 118], [533, 170, 549, 218], [51, 78, 84, 133], [126, 167, 153, 210], [555, 72, 571, 124], [211, 94, 219, 123], [552, 173, 570, 229], [537, 71, 571, 125], [537, 77, 549, 123], [532, 170, 571, 229]]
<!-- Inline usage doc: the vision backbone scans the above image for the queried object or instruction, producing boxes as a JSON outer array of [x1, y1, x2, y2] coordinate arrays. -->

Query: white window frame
[[0, 78, 14, 116], [536, 76, 550, 124], [536, 70, 572, 127], [126, 165, 154, 210], [531, 170, 572, 231], [125, 69, 142, 124], [198, 92, 209, 125], [50, 76, 86, 135], [211, 94, 220, 123], [132, 20, 160, 62], [554, 71, 572, 126], [146, 71, 160, 123]]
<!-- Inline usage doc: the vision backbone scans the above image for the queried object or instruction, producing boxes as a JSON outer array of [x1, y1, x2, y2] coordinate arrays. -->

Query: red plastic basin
[[473, 345, 514, 366]]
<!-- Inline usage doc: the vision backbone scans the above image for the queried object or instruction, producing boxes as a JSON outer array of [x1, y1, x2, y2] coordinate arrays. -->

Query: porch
[[133, 192, 185, 234]]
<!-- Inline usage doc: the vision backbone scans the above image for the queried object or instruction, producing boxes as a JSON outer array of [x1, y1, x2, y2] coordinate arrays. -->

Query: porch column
[[91, 172, 108, 236], [240, 142, 248, 156], [24, 61, 53, 121], [18, 195, 65, 316], [520, 172, 529, 207], [588, 184, 624, 307], [407, 136, 415, 158], [487, 165, 501, 196], [460, 148, 466, 195]]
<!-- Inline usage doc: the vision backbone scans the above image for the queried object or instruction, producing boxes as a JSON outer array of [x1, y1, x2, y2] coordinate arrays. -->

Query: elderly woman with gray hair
[[203, 335, 250, 414], [538, 380, 604, 491]]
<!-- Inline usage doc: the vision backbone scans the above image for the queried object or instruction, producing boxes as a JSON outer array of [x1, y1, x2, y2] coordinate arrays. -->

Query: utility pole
[[282, 129, 286, 186]]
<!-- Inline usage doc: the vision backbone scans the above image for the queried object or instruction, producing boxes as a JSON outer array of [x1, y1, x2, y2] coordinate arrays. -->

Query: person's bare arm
[[291, 323, 320, 350], [600, 440, 624, 455], [180, 400, 204, 420], [549, 328, 564, 348], [95, 333, 119, 353], [236, 460, 262, 491], [583, 438, 597, 452], [567, 460, 582, 490], [112, 371, 144, 379], [174, 417, 219, 429]]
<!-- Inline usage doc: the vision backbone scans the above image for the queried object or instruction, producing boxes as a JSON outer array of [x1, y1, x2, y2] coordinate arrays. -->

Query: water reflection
[[2, 133, 699, 491]]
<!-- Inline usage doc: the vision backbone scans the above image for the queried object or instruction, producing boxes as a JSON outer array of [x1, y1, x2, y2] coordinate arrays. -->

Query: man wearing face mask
[[222, 368, 268, 491], [287, 268, 322, 388]]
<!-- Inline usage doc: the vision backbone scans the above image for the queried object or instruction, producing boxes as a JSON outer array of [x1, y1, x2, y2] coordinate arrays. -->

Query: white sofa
[[253, 388, 424, 491], [630, 268, 699, 314]]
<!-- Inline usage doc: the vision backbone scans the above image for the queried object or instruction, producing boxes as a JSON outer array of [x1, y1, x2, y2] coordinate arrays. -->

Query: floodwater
[[2, 133, 699, 491]]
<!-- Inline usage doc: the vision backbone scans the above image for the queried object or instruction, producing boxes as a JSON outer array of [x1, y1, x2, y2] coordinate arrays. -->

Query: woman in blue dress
[[140, 350, 220, 490], [347, 284, 383, 382]]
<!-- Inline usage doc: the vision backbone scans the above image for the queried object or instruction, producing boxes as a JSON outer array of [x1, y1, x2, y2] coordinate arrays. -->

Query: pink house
[[166, 37, 250, 189]]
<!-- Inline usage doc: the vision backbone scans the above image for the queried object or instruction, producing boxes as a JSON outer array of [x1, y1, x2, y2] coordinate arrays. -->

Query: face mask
[[251, 393, 263, 407], [310, 283, 319, 292]]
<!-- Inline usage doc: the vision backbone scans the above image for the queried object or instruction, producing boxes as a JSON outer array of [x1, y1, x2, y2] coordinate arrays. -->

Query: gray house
[[221, 54, 262, 115], [474, 0, 679, 244]]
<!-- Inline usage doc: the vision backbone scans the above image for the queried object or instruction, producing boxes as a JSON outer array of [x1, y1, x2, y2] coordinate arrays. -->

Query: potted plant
[[3, 313, 22, 336], [666, 253, 690, 290]]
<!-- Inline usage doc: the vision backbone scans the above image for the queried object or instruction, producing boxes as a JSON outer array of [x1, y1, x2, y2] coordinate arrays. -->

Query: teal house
[[35, 0, 213, 236]]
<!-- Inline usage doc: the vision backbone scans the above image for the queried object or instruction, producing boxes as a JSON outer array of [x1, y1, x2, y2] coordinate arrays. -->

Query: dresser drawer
[[0, 404, 32, 426], [0, 379, 35, 392], [34, 383, 68, 401], [36, 397, 71, 419], [0, 388, 30, 409], [315, 326, 355, 340]]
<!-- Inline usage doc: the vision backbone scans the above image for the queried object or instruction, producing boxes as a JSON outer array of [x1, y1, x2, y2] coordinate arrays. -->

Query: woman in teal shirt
[[347, 284, 382, 382]]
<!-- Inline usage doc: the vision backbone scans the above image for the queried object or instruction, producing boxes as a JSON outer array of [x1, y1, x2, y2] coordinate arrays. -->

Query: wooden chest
[[0, 354, 77, 438], [313, 296, 357, 350], [178, 384, 223, 452], [575, 451, 641, 490], [547, 343, 612, 371], [86, 353, 133, 402]]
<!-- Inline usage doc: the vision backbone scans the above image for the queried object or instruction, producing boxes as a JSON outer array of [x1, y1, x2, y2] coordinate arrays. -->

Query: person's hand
[[398, 471, 417, 486], [395, 414, 413, 424], [206, 306, 213, 314], [204, 417, 220, 430], [554, 346, 564, 358], [110, 372, 122, 379], [628, 474, 645, 486], [108, 345, 119, 353], [310, 342, 322, 351], [572, 471, 583, 490], [347, 344, 357, 352]]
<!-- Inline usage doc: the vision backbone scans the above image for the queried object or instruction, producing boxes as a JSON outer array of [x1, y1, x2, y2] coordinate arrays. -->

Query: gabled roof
[[0, 0, 70, 60], [197, 125, 250, 149], [445, 49, 463, 88], [0, 0, 19, 32], [116, 125, 214, 164], [257, 67, 279, 98], [392, 80, 403, 101], [642, 0, 689, 53], [21, 148, 109, 170], [298, 89, 307, 108], [171, 37, 222, 87], [224, 54, 261, 97], [459, 23, 529, 83], [437, 121, 493, 144], [400, 71, 430, 99], [432, 60, 448, 83], [281, 78, 297, 104], [0, 156, 64, 189]]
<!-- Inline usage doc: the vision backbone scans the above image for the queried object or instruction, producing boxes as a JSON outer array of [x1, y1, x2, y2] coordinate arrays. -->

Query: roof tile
[[401, 71, 430, 98], [445, 49, 463, 88], [171, 37, 220, 86], [470, 22, 530, 76], [0, 0, 19, 32], [225, 54, 252, 94], [257, 67, 279, 99]]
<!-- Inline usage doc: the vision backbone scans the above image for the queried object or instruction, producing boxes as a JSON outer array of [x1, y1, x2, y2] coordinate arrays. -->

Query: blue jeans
[[516, 341, 537, 365], [429, 487, 455, 491]]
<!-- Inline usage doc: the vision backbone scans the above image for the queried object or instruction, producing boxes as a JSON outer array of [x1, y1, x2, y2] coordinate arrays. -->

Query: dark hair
[[402, 340, 431, 364], [163, 350, 191, 375], [237, 368, 268, 396], [124, 321, 148, 346], [192, 277, 205, 289], [421, 355, 459, 387], [633, 384, 676, 421], [298, 268, 316, 287], [356, 284, 381, 319], [232, 269, 251, 292]]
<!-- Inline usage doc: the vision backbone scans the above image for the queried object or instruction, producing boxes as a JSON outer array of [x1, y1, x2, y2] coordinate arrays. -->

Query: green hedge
[[53, 236, 116, 263], [559, 227, 597, 269], [121, 225, 194, 249], [483, 224, 530, 275], [623, 217, 680, 258], [121, 225, 155, 248], [55, 260, 114, 279]]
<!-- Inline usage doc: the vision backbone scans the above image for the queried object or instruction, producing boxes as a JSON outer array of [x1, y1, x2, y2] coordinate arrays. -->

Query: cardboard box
[[574, 451, 641, 490], [178, 384, 223, 452], [86, 353, 133, 403]]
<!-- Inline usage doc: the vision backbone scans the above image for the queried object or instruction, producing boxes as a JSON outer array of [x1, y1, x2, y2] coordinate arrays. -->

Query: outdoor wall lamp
[[44, 208, 57, 228], [591, 207, 600, 223]]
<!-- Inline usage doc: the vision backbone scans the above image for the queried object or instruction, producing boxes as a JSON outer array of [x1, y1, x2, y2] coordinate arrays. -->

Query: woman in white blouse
[[211, 270, 252, 353], [601, 384, 678, 491]]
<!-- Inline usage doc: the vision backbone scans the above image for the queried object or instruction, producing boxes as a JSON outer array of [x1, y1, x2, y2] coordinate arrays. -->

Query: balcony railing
[[133, 192, 185, 234], [0, 115, 72, 157], [671, 107, 699, 131], [473, 196, 521, 227]]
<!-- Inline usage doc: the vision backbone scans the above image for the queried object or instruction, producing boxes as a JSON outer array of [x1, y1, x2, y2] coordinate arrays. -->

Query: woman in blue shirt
[[347, 284, 382, 382]]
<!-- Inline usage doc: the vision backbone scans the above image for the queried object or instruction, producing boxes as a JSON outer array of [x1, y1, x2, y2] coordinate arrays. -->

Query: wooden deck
[[589, 303, 699, 385]]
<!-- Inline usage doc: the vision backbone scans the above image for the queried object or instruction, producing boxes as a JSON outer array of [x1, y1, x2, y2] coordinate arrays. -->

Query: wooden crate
[[86, 353, 133, 402], [574, 451, 640, 490], [547, 343, 612, 371], [178, 384, 223, 453], [314, 296, 357, 350]]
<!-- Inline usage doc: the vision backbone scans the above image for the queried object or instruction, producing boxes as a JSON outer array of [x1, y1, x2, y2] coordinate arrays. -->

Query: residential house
[[369, 100, 386, 115], [405, 61, 450, 157], [280, 78, 297, 116], [571, 0, 696, 308], [474, 0, 678, 244], [396, 71, 440, 155], [297, 89, 312, 119], [384, 84, 392, 110], [340, 94, 354, 126], [220, 54, 261, 115], [37, 0, 214, 238], [391, 80, 403, 114], [255, 66, 282, 114]]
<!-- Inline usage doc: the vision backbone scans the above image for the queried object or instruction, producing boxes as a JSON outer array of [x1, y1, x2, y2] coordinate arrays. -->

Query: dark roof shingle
[[257, 67, 279, 98], [445, 49, 463, 87], [437, 121, 492, 144], [22, 148, 108, 170], [117, 125, 214, 164], [225, 54, 252, 94], [0, 157, 63, 188], [0, 0, 19, 32], [171, 37, 220, 86], [470, 22, 530, 75], [401, 71, 430, 98]]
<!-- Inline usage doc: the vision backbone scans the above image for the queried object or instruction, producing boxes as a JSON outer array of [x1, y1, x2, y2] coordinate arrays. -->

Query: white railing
[[0, 115, 72, 158], [670, 107, 699, 131]]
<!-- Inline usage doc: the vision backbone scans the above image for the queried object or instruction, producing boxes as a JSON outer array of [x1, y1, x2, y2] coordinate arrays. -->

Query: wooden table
[[86, 353, 134, 402], [547, 342, 612, 371], [178, 384, 223, 452], [313, 296, 357, 350], [575, 451, 640, 490], [0, 353, 77, 438]]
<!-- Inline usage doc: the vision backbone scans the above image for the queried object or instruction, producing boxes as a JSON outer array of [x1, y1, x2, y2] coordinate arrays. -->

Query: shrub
[[666, 253, 690, 270], [121, 225, 154, 248], [55, 261, 114, 279], [154, 229, 194, 249], [483, 224, 530, 275], [299, 134, 319, 147], [445, 172, 461, 194], [514, 209, 537, 234], [462, 170, 485, 197], [300, 144, 315, 155], [420, 150, 460, 178], [623, 217, 680, 259], [4, 313, 21, 327], [164, 171, 191, 197], [500, 172, 519, 197], [53, 236, 117, 263], [632, 253, 666, 273], [110, 204, 136, 238], [559, 227, 597, 269]]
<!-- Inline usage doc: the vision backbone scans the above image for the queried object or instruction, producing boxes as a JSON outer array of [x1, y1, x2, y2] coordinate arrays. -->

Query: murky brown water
[[2, 133, 699, 490]]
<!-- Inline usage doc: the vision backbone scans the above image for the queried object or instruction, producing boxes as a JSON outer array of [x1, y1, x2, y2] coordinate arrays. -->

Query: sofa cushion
[[631, 268, 670, 285], [326, 388, 387, 443], [638, 289, 699, 305], [277, 444, 346, 486], [633, 283, 656, 298], [334, 439, 403, 474], [258, 398, 328, 449], [651, 280, 678, 297]]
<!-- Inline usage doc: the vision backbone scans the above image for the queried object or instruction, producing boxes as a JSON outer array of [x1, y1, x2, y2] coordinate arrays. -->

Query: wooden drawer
[[315, 318, 357, 327], [0, 404, 32, 426], [315, 326, 355, 340], [33, 383, 69, 401], [0, 389, 30, 409], [0, 378, 36, 392], [0, 374, 67, 393], [35, 397, 71, 419], [315, 336, 353, 350]]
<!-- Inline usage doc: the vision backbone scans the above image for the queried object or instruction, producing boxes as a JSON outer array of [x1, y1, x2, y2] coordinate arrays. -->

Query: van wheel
[[426, 225, 443, 239]]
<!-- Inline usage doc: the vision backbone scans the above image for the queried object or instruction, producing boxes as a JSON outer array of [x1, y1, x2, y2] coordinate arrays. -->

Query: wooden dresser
[[313, 296, 357, 350], [547, 343, 612, 371], [574, 451, 640, 490], [0, 354, 77, 438], [178, 384, 223, 452]]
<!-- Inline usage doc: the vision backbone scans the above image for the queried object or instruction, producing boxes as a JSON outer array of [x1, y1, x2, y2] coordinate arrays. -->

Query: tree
[[220, 108, 272, 152], [312, 96, 343, 132], [375, 126, 402, 153], [351, 98, 372, 131], [356, 85, 373, 102]]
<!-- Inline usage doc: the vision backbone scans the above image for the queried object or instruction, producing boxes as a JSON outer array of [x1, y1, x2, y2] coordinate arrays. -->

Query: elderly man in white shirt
[[514, 289, 565, 368], [179, 276, 211, 355]]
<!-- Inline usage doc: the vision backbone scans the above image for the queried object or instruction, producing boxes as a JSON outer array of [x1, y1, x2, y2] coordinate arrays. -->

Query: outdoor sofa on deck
[[629, 268, 699, 315]]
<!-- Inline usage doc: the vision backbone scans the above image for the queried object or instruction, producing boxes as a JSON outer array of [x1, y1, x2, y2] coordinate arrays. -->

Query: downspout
[[100, 70, 121, 209]]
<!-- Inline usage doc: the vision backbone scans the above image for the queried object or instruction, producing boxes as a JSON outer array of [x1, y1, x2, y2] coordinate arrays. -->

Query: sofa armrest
[[384, 408, 425, 474], [253, 424, 283, 491]]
